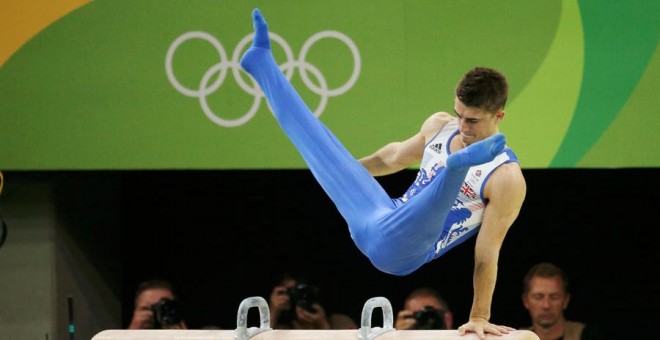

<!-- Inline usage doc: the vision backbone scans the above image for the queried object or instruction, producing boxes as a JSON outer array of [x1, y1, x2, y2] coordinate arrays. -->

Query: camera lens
[[286, 284, 320, 313], [151, 298, 182, 327], [413, 306, 446, 330]]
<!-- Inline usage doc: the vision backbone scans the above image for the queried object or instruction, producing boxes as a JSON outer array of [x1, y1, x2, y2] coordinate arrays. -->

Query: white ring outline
[[298, 31, 361, 97], [166, 30, 360, 127], [166, 31, 228, 97]]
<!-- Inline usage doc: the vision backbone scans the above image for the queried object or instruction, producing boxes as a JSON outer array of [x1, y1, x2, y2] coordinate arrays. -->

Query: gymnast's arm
[[459, 162, 526, 339], [358, 112, 454, 176]]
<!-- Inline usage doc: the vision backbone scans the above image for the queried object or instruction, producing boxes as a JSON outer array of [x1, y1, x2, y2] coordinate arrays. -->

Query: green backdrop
[[1, 0, 658, 169]]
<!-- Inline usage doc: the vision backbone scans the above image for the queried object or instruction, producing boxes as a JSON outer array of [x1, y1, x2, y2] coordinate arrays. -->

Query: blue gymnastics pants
[[240, 9, 504, 276]]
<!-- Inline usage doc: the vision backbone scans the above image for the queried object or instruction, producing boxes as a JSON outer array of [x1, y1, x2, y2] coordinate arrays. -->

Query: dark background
[[12, 168, 660, 339]]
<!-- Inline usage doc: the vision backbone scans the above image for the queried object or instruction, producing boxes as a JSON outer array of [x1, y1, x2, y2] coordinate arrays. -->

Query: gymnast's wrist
[[469, 315, 489, 322]]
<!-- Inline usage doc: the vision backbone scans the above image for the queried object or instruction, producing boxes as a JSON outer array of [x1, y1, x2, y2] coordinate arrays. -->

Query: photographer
[[395, 287, 454, 330], [268, 272, 357, 330], [128, 279, 187, 330]]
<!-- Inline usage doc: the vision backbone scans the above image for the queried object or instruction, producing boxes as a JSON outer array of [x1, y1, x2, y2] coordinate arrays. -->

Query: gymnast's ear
[[495, 110, 505, 122]]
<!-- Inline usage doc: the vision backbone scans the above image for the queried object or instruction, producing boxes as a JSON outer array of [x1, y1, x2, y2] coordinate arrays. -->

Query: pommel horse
[[92, 296, 539, 340]]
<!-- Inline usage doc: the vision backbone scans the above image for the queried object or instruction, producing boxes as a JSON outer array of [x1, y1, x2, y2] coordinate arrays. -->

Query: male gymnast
[[240, 9, 527, 339]]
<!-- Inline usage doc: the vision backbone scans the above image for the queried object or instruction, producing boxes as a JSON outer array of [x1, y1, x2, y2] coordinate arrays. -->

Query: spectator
[[395, 287, 453, 330], [522, 262, 600, 340], [268, 272, 357, 329], [128, 279, 187, 329]]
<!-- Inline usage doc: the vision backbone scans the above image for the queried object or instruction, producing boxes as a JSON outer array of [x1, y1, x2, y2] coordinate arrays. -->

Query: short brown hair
[[522, 262, 569, 295], [455, 67, 508, 113], [405, 287, 449, 311], [134, 279, 177, 305]]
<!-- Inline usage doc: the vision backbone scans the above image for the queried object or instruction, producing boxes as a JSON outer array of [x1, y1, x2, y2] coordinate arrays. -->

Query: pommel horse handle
[[234, 296, 272, 340], [358, 297, 395, 340]]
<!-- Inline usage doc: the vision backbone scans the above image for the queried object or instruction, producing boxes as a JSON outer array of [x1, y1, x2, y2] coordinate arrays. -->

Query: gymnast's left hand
[[457, 318, 515, 339]]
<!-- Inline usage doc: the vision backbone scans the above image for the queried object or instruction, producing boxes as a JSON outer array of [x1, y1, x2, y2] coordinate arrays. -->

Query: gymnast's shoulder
[[420, 112, 455, 133]]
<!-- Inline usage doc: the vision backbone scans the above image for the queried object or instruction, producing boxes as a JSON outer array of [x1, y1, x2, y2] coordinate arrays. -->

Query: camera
[[151, 298, 182, 328], [408, 306, 446, 330], [286, 283, 320, 313]]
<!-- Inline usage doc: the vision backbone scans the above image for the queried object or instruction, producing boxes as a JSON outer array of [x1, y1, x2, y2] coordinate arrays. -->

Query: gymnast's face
[[522, 276, 570, 328], [454, 97, 503, 147]]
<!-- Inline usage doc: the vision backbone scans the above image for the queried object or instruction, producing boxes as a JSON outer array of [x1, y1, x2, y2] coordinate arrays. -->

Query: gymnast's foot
[[240, 8, 272, 75], [446, 133, 505, 170]]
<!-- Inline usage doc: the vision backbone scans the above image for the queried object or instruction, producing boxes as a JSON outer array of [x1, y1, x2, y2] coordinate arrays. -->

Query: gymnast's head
[[455, 67, 508, 114], [453, 67, 508, 146]]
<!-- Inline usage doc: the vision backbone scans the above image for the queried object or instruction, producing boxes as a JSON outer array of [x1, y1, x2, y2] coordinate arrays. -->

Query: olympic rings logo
[[166, 30, 361, 127]]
